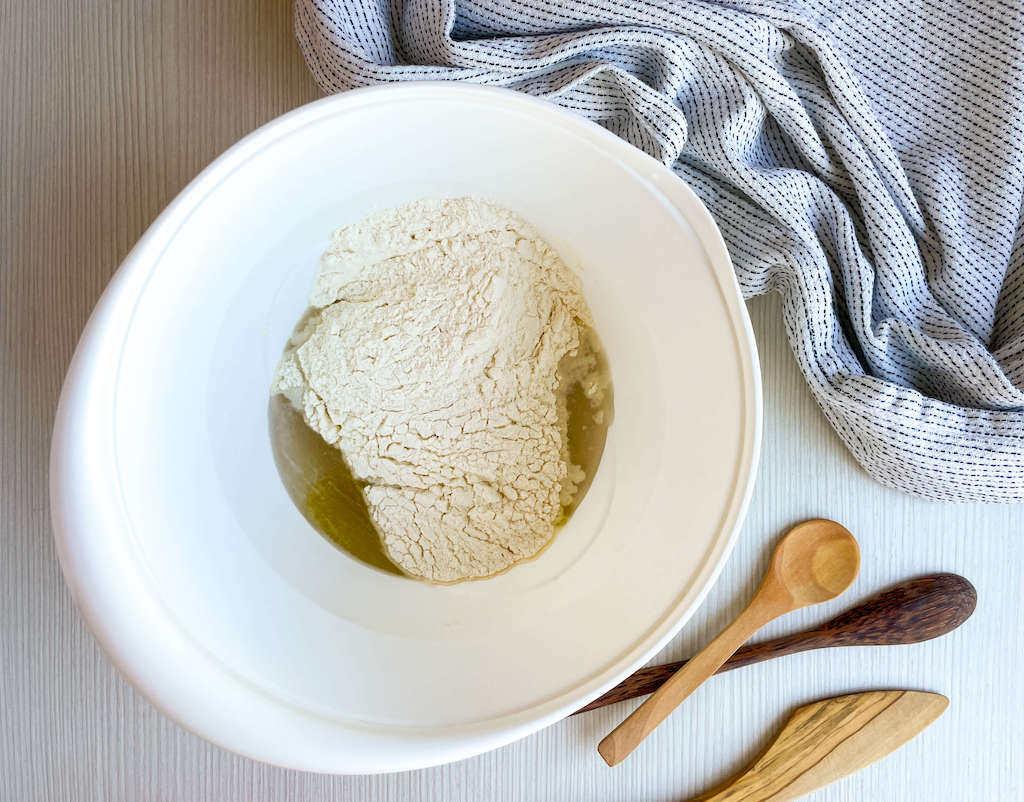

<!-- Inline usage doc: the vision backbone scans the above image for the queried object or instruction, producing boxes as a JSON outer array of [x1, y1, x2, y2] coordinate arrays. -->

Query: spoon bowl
[[768, 519, 860, 607]]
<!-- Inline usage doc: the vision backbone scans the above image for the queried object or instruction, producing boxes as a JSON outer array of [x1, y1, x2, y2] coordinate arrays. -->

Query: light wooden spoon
[[598, 519, 860, 767]]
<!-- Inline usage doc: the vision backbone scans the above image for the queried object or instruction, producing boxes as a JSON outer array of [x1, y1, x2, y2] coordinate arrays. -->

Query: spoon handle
[[598, 600, 774, 767]]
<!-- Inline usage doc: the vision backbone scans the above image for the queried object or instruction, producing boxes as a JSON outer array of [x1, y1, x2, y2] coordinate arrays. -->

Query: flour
[[273, 198, 606, 582]]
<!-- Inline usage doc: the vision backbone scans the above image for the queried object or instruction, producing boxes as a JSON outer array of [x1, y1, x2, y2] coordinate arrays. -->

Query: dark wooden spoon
[[576, 573, 975, 715]]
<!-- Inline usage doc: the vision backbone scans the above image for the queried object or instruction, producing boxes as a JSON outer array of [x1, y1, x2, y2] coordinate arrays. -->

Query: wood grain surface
[[688, 691, 948, 801], [576, 573, 977, 714], [2, 2, 1023, 801]]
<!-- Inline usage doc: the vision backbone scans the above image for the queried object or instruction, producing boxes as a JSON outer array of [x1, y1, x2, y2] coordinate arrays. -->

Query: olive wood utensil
[[686, 690, 948, 801], [575, 573, 975, 715], [598, 520, 861, 766]]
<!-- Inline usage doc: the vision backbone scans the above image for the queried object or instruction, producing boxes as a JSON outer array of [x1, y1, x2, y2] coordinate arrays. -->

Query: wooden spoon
[[687, 690, 948, 801], [576, 573, 975, 714], [598, 519, 860, 767]]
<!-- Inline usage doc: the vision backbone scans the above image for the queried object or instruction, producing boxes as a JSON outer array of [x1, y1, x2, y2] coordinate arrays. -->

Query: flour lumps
[[273, 198, 604, 582]]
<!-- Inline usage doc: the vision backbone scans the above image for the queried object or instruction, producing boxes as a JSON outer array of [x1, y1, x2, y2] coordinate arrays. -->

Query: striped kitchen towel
[[294, 0, 1024, 502]]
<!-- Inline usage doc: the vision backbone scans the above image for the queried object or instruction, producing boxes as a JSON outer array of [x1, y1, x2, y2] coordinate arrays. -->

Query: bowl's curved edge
[[570, 113, 763, 728], [49, 82, 762, 774]]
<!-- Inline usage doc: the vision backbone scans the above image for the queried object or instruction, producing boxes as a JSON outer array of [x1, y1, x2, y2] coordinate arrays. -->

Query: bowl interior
[[100, 88, 755, 748]]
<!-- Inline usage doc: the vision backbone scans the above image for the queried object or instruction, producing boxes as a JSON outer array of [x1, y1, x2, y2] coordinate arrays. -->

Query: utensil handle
[[575, 630, 820, 714], [598, 602, 772, 766], [578, 573, 976, 715]]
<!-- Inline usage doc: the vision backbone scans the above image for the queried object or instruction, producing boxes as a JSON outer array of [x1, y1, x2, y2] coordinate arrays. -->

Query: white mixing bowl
[[50, 84, 761, 773]]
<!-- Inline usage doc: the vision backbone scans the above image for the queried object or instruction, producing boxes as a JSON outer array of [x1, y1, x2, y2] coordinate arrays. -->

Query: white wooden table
[[3, 3, 1022, 800]]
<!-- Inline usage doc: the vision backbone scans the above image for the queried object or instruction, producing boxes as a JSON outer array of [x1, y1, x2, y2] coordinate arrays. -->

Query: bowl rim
[[49, 82, 762, 773]]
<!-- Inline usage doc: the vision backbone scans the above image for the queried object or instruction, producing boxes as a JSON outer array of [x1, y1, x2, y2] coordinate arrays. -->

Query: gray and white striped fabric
[[294, 0, 1024, 502]]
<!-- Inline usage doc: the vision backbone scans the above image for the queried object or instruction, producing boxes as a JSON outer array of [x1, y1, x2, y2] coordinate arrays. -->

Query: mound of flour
[[274, 198, 602, 582]]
